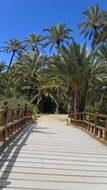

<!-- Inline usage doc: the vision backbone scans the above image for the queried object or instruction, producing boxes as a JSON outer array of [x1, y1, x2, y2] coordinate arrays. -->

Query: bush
[[0, 96, 38, 115]]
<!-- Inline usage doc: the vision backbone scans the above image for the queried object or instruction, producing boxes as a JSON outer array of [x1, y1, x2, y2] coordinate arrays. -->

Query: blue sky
[[0, 0, 107, 62]]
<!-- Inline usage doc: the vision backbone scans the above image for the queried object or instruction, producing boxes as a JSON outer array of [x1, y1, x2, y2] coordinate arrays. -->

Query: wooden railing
[[0, 102, 33, 149], [70, 111, 107, 144]]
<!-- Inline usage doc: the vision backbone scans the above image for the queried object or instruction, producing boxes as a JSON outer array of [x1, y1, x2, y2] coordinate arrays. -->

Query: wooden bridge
[[0, 105, 107, 189]]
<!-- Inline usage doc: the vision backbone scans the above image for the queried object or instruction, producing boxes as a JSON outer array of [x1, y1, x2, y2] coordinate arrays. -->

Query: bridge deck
[[0, 115, 107, 190]]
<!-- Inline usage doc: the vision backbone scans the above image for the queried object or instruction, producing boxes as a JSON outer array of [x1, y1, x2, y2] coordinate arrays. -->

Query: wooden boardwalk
[[0, 115, 107, 190]]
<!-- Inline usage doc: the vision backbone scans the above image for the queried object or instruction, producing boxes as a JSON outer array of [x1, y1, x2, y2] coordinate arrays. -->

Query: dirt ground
[[37, 114, 68, 123]]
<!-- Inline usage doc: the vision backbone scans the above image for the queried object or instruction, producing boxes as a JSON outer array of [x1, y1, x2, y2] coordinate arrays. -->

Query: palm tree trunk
[[7, 51, 15, 71], [100, 93, 104, 107], [78, 98, 86, 112], [55, 88, 60, 113], [68, 99, 74, 116], [74, 91, 78, 112], [73, 91, 86, 113], [35, 46, 39, 55], [55, 43, 61, 114], [32, 45, 39, 55]]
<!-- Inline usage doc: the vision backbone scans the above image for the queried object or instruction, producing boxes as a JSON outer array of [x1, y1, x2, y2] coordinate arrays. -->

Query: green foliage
[[43, 23, 72, 51], [1, 38, 25, 71], [78, 4, 104, 48], [0, 96, 38, 115], [25, 32, 44, 53], [59, 94, 68, 114], [1, 10, 107, 114]]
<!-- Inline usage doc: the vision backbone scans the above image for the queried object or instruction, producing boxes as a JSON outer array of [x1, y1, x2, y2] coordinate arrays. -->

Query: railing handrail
[[0, 102, 33, 150], [71, 111, 107, 119], [70, 111, 107, 144]]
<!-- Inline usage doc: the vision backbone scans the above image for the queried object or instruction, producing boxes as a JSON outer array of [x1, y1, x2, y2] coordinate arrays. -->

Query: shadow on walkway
[[0, 123, 54, 189]]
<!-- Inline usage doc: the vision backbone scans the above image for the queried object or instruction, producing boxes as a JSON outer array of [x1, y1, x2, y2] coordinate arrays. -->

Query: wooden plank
[[0, 115, 107, 189]]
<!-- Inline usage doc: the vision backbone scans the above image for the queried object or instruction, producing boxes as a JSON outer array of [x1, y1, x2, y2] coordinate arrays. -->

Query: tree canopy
[[1, 5, 107, 114]]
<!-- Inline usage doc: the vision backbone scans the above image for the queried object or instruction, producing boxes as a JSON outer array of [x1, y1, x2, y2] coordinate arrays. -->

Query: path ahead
[[0, 115, 107, 190]]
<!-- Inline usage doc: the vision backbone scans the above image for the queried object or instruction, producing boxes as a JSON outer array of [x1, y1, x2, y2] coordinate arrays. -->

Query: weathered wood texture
[[0, 115, 107, 189], [70, 111, 107, 144], [0, 102, 33, 149]]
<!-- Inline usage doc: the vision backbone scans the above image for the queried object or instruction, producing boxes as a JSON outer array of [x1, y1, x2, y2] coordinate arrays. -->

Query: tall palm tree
[[43, 23, 72, 112], [1, 38, 25, 71], [46, 42, 107, 112], [43, 23, 72, 51], [97, 10, 107, 44], [10, 51, 45, 100], [25, 33, 43, 54], [78, 4, 103, 49]]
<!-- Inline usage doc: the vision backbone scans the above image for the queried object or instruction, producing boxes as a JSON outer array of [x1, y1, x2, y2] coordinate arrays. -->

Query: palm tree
[[78, 4, 103, 49], [96, 44, 107, 64], [1, 38, 25, 71], [0, 61, 8, 96], [10, 51, 45, 101], [97, 11, 107, 44], [25, 33, 43, 54], [39, 77, 62, 113], [43, 23, 72, 51], [39, 73, 66, 113], [43, 23, 72, 112], [46, 41, 107, 112]]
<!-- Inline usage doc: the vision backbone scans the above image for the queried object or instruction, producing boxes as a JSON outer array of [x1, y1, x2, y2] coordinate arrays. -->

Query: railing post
[[94, 111, 99, 136], [2, 101, 8, 126], [2, 101, 8, 142], [0, 102, 33, 149], [67, 110, 107, 143], [99, 129, 102, 139], [94, 112, 98, 126]]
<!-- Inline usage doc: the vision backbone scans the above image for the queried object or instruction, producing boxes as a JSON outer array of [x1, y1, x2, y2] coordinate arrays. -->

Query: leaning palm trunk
[[7, 51, 15, 71]]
